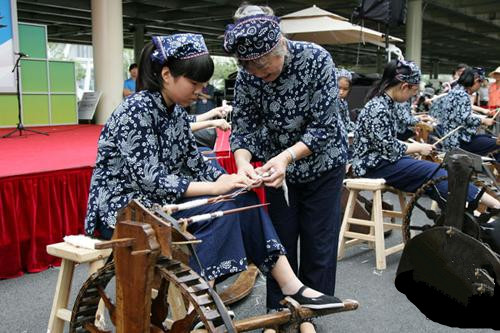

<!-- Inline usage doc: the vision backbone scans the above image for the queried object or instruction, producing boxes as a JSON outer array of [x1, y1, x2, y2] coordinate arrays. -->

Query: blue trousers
[[172, 191, 285, 281], [265, 165, 345, 310], [365, 157, 479, 202], [98, 192, 285, 281], [460, 134, 500, 162]]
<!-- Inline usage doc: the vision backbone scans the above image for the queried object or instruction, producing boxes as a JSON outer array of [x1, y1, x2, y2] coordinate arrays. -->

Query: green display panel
[[0, 95, 19, 126], [50, 95, 77, 124], [20, 59, 48, 93], [0, 23, 78, 127], [19, 24, 47, 59], [22, 95, 49, 125], [49, 61, 76, 93]]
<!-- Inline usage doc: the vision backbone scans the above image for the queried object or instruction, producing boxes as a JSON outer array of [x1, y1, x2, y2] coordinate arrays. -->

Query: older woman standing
[[224, 4, 347, 331]]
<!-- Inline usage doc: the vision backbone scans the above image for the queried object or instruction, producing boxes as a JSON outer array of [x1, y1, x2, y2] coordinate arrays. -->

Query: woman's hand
[[416, 114, 432, 122], [482, 117, 495, 127], [418, 143, 435, 156], [256, 152, 291, 188], [213, 174, 253, 195], [236, 161, 260, 182], [209, 105, 233, 119], [211, 119, 231, 131]]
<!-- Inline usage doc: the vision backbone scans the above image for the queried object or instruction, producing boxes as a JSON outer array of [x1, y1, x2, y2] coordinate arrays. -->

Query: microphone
[[15, 52, 28, 57]]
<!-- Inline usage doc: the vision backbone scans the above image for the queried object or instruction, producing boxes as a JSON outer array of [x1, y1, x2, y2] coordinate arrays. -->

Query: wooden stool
[[47, 242, 112, 333], [338, 178, 408, 270]]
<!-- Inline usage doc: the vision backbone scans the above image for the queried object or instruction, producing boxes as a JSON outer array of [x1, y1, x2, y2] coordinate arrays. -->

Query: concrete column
[[405, 0, 422, 67], [91, 0, 124, 124], [432, 60, 439, 79], [376, 47, 383, 74], [134, 24, 145, 64]]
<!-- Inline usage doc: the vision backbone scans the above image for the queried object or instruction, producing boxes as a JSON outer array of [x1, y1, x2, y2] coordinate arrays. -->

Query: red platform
[[0, 125, 101, 278], [0, 126, 263, 279]]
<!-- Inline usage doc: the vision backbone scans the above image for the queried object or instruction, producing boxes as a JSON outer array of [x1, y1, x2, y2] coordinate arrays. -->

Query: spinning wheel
[[395, 154, 500, 329], [70, 258, 233, 333], [69, 200, 358, 333], [401, 173, 499, 246]]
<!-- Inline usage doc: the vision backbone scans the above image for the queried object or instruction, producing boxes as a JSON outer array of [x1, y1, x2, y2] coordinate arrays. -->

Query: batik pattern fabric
[[429, 93, 447, 120], [84, 90, 223, 235], [394, 101, 418, 134], [223, 14, 281, 60], [171, 191, 286, 281], [338, 98, 355, 136], [186, 114, 197, 123], [436, 85, 481, 151], [230, 40, 347, 184], [151, 34, 209, 63], [352, 93, 407, 176]]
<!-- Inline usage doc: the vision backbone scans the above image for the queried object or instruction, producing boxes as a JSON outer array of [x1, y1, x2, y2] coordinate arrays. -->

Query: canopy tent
[[280, 5, 403, 46]]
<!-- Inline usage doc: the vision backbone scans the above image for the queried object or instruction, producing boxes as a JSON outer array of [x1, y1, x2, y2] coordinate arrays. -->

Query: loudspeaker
[[353, 0, 407, 27]]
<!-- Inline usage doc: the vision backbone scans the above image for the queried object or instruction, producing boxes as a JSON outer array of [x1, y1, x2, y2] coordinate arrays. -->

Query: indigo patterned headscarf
[[151, 34, 209, 64], [336, 68, 352, 81], [223, 14, 282, 60], [472, 67, 486, 81], [395, 60, 421, 85]]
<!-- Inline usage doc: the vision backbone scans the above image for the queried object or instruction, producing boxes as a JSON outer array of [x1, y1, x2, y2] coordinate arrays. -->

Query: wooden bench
[[338, 178, 408, 270], [46, 242, 112, 333]]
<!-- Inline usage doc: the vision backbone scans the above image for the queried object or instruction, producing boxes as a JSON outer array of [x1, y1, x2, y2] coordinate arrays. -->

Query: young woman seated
[[84, 33, 344, 311], [352, 60, 499, 209]]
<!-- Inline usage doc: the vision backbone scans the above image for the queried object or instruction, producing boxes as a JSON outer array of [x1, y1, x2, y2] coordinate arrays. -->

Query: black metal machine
[[395, 154, 500, 329]]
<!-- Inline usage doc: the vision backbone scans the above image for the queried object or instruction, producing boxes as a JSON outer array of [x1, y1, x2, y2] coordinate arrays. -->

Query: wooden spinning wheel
[[69, 200, 358, 333]]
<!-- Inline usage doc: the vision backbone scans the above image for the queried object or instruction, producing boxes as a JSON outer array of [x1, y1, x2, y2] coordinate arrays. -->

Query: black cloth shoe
[[285, 286, 344, 310]]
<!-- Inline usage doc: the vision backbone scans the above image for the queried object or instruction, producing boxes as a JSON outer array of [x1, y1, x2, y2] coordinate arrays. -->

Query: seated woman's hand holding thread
[[214, 174, 253, 195], [236, 160, 260, 182], [211, 119, 231, 131], [418, 143, 434, 156]]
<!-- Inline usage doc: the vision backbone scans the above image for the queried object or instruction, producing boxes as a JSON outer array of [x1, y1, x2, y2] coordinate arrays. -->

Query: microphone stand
[[2, 53, 48, 138]]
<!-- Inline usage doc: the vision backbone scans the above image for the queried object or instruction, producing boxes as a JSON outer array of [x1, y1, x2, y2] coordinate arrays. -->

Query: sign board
[[0, 0, 19, 93], [78, 91, 101, 120]]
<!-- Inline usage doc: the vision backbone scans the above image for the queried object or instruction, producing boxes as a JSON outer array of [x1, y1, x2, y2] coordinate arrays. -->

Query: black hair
[[453, 63, 468, 75], [365, 60, 406, 102], [128, 63, 138, 71], [136, 41, 214, 92], [457, 67, 476, 88]]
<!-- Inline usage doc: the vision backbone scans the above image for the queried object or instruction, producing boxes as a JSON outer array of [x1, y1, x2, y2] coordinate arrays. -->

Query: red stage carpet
[[0, 125, 102, 279], [0, 125, 263, 279]]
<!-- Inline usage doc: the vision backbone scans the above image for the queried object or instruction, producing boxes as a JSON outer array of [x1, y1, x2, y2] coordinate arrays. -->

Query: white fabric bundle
[[63, 234, 103, 250]]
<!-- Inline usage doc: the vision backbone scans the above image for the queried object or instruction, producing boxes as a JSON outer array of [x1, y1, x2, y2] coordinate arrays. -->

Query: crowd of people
[[85, 3, 499, 333]]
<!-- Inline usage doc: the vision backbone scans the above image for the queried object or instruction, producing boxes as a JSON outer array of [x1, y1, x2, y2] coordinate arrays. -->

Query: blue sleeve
[[369, 105, 407, 159], [230, 73, 264, 159], [455, 94, 481, 129], [114, 105, 221, 201], [300, 50, 342, 153]]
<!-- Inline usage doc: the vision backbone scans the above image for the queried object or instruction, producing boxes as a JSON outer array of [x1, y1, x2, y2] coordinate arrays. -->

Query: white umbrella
[[280, 5, 403, 46]]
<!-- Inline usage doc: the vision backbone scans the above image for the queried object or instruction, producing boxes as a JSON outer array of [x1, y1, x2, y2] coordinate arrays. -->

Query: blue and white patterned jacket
[[394, 101, 418, 134], [338, 98, 355, 137], [84, 90, 223, 235], [230, 40, 347, 184], [435, 85, 481, 150], [352, 94, 407, 176]]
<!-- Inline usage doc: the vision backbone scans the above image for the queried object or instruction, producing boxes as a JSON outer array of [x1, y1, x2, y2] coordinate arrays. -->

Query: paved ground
[[0, 194, 496, 332]]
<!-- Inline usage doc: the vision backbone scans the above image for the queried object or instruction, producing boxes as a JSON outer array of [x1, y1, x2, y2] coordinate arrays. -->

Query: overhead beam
[[428, 1, 500, 32]]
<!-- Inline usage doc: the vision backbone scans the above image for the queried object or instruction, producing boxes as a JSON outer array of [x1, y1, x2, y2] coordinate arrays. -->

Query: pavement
[[0, 194, 496, 333]]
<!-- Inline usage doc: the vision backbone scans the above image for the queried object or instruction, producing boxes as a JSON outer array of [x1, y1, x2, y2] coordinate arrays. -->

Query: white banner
[[0, 0, 18, 93]]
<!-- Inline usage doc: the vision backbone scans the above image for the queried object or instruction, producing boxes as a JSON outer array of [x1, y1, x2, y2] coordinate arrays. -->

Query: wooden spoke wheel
[[70, 257, 233, 333], [402, 176, 499, 243]]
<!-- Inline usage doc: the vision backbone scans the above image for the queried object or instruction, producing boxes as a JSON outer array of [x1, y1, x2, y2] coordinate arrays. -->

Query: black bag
[[353, 0, 407, 27]]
